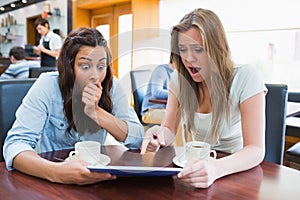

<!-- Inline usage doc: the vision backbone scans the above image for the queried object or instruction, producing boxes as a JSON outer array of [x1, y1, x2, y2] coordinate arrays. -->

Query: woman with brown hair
[[4, 27, 143, 184]]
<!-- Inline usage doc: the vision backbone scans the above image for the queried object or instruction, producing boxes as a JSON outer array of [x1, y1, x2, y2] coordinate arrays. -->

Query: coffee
[[192, 145, 204, 148], [185, 141, 216, 161]]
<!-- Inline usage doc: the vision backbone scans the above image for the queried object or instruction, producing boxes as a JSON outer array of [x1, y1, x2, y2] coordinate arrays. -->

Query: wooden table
[[286, 102, 300, 118], [25, 56, 41, 61], [0, 64, 8, 75], [1, 145, 300, 200], [149, 98, 167, 104]]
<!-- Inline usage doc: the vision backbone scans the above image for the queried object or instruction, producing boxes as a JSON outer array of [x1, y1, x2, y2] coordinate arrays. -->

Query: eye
[[194, 47, 204, 53], [80, 63, 90, 70], [97, 64, 106, 71], [178, 47, 187, 53]]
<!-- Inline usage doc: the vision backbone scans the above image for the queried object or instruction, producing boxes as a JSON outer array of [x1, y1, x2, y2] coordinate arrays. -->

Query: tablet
[[87, 165, 182, 176]]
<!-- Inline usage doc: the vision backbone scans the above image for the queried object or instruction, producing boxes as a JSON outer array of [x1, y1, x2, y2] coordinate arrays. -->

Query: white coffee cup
[[185, 141, 217, 161], [69, 141, 101, 165]]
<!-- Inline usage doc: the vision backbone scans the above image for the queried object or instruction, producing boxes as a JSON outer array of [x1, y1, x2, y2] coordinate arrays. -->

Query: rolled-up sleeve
[[4, 143, 35, 171], [3, 74, 53, 170]]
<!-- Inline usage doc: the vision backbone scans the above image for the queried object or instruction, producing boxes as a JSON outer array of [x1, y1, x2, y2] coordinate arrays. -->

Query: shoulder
[[234, 64, 257, 75], [38, 70, 59, 79], [150, 64, 171, 81], [110, 76, 120, 92], [17, 60, 40, 68], [34, 71, 59, 91], [171, 70, 178, 80], [112, 76, 119, 86], [233, 64, 264, 85], [49, 31, 62, 45], [231, 64, 266, 102], [23, 71, 60, 103], [170, 70, 179, 86], [110, 76, 130, 100], [48, 31, 60, 38], [153, 64, 169, 73]]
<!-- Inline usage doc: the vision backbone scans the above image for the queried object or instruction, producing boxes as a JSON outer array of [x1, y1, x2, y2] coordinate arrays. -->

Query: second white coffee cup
[[185, 141, 217, 161]]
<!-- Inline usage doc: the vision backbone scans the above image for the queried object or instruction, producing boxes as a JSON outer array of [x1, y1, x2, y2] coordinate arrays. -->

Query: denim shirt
[[141, 64, 173, 115], [3, 72, 143, 170]]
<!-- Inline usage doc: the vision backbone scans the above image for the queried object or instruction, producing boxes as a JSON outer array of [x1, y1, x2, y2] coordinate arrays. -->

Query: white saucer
[[65, 153, 111, 166], [172, 155, 187, 168], [173, 155, 214, 168]]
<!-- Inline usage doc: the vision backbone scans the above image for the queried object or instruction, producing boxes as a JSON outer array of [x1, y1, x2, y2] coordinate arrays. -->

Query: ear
[[10, 55, 15, 63]]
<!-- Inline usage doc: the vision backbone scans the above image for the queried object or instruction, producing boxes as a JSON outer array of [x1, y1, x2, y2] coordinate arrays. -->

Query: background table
[[286, 102, 300, 118], [149, 98, 167, 104], [0, 64, 8, 75], [1, 145, 300, 200]]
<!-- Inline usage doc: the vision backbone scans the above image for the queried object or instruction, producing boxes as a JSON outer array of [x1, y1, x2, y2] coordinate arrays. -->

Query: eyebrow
[[178, 44, 203, 48], [79, 56, 107, 62]]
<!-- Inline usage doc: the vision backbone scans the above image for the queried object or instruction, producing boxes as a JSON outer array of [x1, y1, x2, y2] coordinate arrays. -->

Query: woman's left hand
[[82, 82, 102, 121], [177, 158, 218, 188]]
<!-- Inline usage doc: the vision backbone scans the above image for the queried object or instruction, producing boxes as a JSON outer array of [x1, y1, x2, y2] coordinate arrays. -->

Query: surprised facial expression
[[74, 45, 107, 91], [178, 26, 209, 83]]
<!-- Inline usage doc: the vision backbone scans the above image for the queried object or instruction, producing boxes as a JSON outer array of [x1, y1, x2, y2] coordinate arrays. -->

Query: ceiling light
[[22, 0, 28, 3], [10, 4, 16, 8], [0, 7, 5, 11]]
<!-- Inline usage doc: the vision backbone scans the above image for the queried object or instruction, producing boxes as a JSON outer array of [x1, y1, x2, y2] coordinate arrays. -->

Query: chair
[[130, 69, 152, 123], [286, 91, 300, 138], [287, 91, 300, 103], [285, 91, 300, 169], [264, 84, 288, 164], [0, 78, 37, 162], [29, 67, 57, 78]]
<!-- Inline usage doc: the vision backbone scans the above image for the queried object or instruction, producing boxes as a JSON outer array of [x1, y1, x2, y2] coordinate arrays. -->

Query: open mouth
[[189, 67, 201, 74]]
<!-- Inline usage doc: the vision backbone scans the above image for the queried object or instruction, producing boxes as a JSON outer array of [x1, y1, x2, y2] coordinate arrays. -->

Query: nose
[[185, 49, 196, 63], [90, 67, 101, 81]]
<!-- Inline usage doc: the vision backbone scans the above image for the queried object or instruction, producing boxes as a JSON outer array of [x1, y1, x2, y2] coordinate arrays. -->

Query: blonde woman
[[141, 8, 266, 188]]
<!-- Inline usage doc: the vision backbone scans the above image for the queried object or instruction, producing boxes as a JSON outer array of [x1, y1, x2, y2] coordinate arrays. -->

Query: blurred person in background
[[34, 18, 62, 67], [0, 46, 40, 79]]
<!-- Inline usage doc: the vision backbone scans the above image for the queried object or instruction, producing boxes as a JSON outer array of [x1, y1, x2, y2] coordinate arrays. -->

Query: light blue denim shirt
[[141, 64, 173, 115], [3, 72, 143, 170]]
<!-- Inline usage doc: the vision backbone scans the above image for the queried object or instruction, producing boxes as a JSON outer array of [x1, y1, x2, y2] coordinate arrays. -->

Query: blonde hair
[[171, 8, 234, 143]]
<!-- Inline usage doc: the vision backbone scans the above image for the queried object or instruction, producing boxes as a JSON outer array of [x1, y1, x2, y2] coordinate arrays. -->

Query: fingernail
[[177, 172, 182, 178]]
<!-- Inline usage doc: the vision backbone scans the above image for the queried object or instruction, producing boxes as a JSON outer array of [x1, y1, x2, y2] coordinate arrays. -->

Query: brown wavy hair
[[171, 8, 234, 143], [57, 27, 113, 134]]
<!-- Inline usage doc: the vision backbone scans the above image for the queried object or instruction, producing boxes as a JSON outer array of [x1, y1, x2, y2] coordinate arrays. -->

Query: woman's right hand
[[51, 159, 116, 185], [82, 82, 102, 122], [140, 125, 165, 154]]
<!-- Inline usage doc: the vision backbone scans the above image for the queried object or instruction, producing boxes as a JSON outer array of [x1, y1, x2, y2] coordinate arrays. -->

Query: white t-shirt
[[172, 65, 267, 153], [39, 31, 62, 52]]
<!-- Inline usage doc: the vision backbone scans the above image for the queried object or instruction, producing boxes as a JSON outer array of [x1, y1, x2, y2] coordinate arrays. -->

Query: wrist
[[44, 161, 61, 183], [92, 106, 104, 125]]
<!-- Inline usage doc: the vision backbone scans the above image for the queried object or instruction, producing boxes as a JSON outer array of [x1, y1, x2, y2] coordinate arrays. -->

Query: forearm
[[13, 151, 58, 182], [95, 108, 128, 142], [162, 127, 177, 146], [214, 145, 265, 179]]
